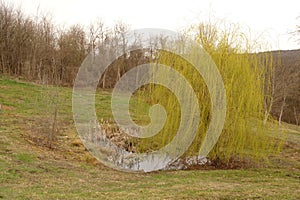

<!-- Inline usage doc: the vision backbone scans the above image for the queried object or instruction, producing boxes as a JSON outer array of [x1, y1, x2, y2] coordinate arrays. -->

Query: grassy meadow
[[0, 77, 299, 199]]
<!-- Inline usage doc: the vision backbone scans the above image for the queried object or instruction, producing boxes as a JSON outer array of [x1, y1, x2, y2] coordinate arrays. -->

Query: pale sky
[[5, 0, 300, 50]]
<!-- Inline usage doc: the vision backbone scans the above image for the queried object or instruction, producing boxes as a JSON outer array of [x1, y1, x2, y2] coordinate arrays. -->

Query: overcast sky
[[5, 0, 300, 50]]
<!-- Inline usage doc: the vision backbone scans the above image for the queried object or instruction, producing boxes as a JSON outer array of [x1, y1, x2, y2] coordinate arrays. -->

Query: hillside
[[0, 77, 300, 199], [270, 49, 300, 124]]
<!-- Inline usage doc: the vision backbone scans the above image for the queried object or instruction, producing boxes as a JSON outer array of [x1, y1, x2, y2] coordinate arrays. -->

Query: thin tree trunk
[[49, 94, 58, 149], [278, 96, 286, 126], [263, 97, 273, 125], [102, 71, 107, 88], [294, 107, 299, 126], [1, 54, 4, 74]]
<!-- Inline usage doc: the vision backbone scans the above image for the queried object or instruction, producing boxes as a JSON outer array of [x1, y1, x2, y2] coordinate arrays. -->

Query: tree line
[[0, 1, 299, 125], [0, 1, 147, 86]]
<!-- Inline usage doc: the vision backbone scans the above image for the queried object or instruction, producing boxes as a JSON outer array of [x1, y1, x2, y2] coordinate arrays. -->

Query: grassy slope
[[0, 77, 299, 200]]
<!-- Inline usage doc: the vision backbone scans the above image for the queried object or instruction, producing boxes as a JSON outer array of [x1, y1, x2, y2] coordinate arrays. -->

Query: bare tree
[[271, 50, 300, 125], [113, 21, 129, 81], [57, 24, 86, 85]]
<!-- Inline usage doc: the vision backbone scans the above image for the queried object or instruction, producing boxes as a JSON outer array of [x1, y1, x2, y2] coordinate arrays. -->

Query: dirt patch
[[187, 157, 261, 170], [283, 128, 300, 134], [0, 85, 10, 89], [1, 105, 16, 111]]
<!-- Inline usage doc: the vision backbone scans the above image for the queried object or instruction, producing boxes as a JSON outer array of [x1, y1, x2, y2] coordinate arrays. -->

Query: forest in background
[[0, 1, 299, 125]]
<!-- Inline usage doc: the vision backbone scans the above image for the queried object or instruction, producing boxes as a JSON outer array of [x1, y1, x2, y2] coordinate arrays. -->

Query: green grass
[[15, 153, 36, 163], [0, 77, 299, 199]]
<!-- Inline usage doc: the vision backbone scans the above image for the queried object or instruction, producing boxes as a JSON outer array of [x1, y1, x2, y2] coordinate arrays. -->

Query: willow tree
[[135, 21, 280, 164]]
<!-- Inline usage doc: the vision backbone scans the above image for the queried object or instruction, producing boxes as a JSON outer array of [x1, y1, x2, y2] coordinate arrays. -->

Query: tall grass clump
[[134, 21, 280, 163]]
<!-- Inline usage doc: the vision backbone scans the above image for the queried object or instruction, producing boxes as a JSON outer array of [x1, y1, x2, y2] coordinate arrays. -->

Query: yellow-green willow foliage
[[134, 22, 280, 163]]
